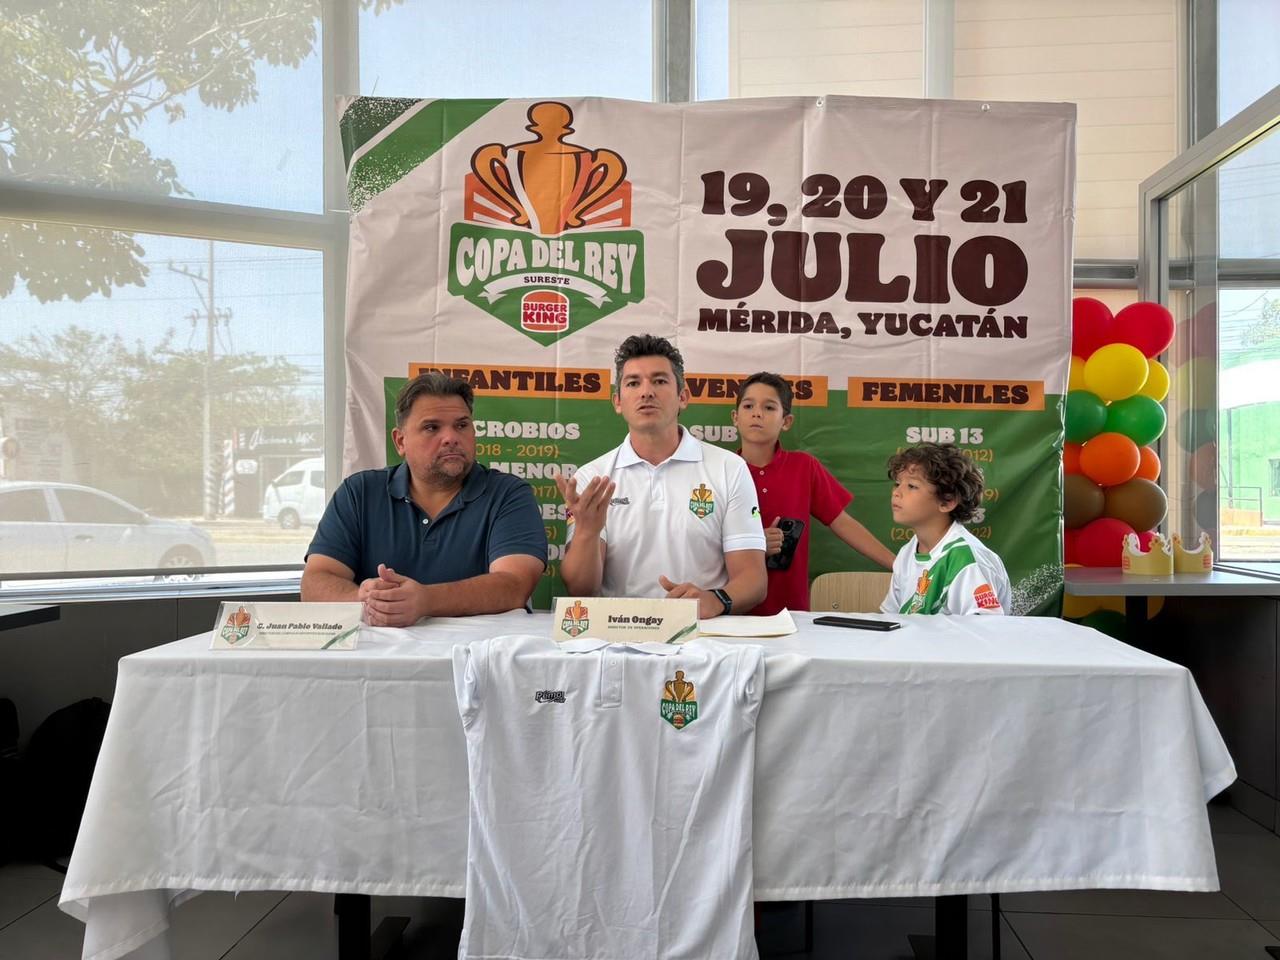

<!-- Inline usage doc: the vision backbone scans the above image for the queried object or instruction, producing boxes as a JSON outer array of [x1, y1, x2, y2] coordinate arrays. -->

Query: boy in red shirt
[[732, 372, 895, 615]]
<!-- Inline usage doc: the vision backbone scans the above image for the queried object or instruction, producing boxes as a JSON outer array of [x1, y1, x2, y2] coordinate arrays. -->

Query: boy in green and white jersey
[[880, 443, 1011, 616]]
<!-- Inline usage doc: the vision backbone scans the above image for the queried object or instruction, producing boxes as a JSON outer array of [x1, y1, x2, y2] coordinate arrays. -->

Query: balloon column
[[1064, 298, 1174, 569]]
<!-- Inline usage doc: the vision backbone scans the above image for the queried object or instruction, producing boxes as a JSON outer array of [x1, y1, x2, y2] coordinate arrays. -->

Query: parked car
[[261, 458, 325, 530], [0, 481, 216, 575]]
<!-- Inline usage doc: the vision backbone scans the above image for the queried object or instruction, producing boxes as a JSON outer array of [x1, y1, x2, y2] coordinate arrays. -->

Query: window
[[0, 0, 659, 592], [54, 489, 142, 525], [359, 1, 655, 100], [0, 0, 333, 587], [1218, 0, 1280, 127], [1146, 81, 1280, 562], [0, 2, 325, 212], [0, 489, 50, 523], [276, 471, 304, 488], [0, 220, 325, 580]]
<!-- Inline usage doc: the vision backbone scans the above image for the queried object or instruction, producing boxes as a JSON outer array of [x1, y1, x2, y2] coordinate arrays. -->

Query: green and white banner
[[340, 95, 1075, 613]]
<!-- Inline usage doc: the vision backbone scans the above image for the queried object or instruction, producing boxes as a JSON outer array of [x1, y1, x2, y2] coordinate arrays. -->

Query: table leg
[[334, 893, 409, 960], [991, 893, 1001, 960], [1124, 595, 1148, 649], [906, 895, 968, 959]]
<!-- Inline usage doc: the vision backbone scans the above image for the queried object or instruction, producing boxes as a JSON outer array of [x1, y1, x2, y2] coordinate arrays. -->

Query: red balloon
[[1076, 516, 1136, 568], [1191, 302, 1216, 358], [1064, 442, 1082, 475], [1136, 530, 1156, 551], [1072, 297, 1113, 359], [1064, 528, 1081, 565], [1113, 302, 1175, 358]]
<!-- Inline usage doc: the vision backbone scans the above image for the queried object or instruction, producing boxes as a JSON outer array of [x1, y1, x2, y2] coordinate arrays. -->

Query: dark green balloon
[[1104, 395, 1166, 446], [1066, 390, 1107, 443], [1076, 609, 1128, 641], [1177, 408, 1217, 450]]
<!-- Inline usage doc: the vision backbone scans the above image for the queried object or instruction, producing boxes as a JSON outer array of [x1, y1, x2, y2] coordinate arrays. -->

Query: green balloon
[[1177, 408, 1217, 450], [1104, 395, 1167, 446], [1076, 609, 1128, 641], [1065, 390, 1108, 443]]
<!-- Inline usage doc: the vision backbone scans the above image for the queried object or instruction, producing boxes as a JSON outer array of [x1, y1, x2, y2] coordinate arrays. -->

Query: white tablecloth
[[60, 612, 1235, 960]]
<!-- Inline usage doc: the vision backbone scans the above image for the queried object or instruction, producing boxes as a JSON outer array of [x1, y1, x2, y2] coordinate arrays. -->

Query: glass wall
[[0, 0, 655, 589]]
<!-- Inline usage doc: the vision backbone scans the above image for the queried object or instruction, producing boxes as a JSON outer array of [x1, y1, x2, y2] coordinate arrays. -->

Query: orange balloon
[[1064, 442, 1082, 475], [1079, 432, 1140, 487], [1135, 445, 1161, 482]]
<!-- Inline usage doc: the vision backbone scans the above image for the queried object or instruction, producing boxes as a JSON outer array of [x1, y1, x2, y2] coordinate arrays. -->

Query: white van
[[262, 458, 325, 529]]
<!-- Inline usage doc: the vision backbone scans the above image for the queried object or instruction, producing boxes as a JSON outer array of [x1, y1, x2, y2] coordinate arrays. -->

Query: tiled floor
[[2, 803, 1278, 959]]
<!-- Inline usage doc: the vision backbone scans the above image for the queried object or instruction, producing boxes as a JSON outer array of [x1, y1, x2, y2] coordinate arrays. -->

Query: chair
[[809, 571, 893, 613]]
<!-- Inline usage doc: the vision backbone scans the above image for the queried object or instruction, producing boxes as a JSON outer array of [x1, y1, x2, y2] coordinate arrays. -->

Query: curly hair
[[614, 334, 685, 391], [886, 442, 985, 523]]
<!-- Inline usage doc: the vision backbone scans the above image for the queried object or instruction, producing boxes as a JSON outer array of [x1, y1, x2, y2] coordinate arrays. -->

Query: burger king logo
[[522, 290, 569, 333]]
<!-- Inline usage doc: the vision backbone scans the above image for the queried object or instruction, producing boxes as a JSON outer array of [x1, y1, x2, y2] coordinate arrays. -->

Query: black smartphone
[[812, 615, 901, 632], [766, 517, 806, 571]]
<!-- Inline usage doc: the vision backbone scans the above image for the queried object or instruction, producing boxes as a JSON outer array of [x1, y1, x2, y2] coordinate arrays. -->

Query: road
[[195, 518, 314, 567]]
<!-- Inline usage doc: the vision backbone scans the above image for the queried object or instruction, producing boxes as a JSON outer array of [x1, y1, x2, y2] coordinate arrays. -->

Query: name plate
[[552, 597, 699, 645], [210, 601, 361, 651]]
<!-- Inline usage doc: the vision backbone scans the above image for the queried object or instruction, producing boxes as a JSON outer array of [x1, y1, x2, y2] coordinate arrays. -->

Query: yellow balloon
[[1062, 593, 1102, 619], [1174, 357, 1215, 404], [1083, 343, 1149, 401], [1068, 355, 1086, 392], [1061, 593, 1164, 619], [1139, 358, 1170, 402]]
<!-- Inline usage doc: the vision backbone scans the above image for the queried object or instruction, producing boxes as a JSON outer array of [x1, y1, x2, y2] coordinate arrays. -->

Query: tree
[[0, 324, 309, 512], [0, 326, 126, 474], [0, 0, 397, 301]]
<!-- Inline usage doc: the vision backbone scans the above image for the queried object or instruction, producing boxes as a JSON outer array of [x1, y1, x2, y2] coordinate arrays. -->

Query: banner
[[340, 96, 1074, 613]]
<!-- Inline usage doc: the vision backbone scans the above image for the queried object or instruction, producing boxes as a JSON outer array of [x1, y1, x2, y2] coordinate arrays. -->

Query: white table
[[61, 612, 1235, 960]]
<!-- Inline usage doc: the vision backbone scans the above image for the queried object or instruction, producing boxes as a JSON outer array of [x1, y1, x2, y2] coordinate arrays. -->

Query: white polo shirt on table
[[567, 427, 766, 598]]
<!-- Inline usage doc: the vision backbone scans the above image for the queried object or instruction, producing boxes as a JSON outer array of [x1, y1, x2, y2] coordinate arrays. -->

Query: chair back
[[809, 572, 893, 614]]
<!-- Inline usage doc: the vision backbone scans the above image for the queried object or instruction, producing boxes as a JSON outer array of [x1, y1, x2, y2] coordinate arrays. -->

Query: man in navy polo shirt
[[301, 373, 547, 625]]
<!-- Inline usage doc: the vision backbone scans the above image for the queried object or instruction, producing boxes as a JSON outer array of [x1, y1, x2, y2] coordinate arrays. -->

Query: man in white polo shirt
[[556, 334, 767, 617]]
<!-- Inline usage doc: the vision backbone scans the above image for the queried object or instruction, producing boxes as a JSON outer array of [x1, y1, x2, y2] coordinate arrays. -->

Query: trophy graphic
[[688, 483, 715, 519], [468, 102, 630, 236], [661, 670, 699, 729]]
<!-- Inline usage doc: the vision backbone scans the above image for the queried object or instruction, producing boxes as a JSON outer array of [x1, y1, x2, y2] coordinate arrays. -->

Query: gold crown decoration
[[1121, 532, 1173, 576], [1171, 532, 1214, 573]]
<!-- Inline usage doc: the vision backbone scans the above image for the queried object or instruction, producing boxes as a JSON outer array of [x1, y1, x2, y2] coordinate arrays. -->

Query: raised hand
[[555, 474, 615, 538]]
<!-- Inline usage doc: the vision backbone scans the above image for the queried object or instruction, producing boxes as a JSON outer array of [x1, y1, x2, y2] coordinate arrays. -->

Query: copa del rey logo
[[448, 101, 646, 344], [561, 599, 590, 638]]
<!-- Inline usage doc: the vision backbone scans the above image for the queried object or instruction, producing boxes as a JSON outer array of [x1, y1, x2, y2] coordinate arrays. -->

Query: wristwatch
[[711, 588, 733, 616]]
